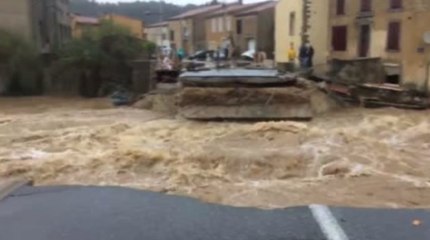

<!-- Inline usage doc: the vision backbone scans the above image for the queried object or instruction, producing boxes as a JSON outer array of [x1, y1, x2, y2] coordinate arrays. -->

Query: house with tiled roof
[[101, 14, 145, 39], [71, 15, 100, 38], [0, 0, 71, 52], [234, 1, 277, 58], [145, 21, 170, 49], [205, 1, 276, 58], [168, 4, 223, 54], [72, 13, 145, 39]]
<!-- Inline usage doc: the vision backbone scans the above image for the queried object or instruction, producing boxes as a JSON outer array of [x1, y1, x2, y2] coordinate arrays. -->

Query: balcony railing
[[357, 11, 374, 18]]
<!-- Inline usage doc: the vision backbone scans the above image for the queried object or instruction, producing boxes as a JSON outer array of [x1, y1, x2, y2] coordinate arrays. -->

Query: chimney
[[238, 0, 243, 4]]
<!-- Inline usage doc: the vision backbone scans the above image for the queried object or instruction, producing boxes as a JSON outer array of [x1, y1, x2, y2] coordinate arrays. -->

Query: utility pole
[[216, 2, 228, 69], [159, 0, 164, 56], [159, 0, 164, 22], [223, 2, 228, 63]]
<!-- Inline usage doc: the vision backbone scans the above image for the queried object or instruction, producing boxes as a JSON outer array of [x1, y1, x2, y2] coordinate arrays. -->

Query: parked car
[[188, 50, 226, 61], [241, 49, 256, 61]]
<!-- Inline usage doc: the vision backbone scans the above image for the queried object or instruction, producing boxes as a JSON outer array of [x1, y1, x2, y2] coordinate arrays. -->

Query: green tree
[[70, 0, 197, 24], [58, 21, 145, 97], [0, 30, 42, 95], [143, 41, 157, 58]]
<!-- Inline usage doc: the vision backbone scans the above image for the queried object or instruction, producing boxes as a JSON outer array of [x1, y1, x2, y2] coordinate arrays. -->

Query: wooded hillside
[[70, 0, 199, 24]]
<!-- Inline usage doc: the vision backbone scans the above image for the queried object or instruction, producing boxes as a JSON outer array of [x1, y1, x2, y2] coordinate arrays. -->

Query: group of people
[[158, 47, 186, 71], [288, 42, 314, 71]]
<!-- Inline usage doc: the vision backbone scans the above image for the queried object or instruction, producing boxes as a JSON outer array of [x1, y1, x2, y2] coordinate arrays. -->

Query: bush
[[58, 21, 146, 97], [0, 30, 43, 95], [143, 41, 157, 58]]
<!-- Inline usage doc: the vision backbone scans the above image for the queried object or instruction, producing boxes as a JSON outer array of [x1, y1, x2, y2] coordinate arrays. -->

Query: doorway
[[358, 24, 370, 57], [247, 38, 256, 51]]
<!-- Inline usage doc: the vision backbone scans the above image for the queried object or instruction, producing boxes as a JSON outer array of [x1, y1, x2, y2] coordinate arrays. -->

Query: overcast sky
[[95, 0, 267, 6]]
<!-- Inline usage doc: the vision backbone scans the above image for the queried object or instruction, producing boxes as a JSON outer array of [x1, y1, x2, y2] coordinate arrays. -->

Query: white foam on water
[[1, 98, 430, 208]]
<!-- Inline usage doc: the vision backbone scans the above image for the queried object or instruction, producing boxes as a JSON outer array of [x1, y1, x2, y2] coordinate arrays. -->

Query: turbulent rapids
[[1, 97, 430, 209]]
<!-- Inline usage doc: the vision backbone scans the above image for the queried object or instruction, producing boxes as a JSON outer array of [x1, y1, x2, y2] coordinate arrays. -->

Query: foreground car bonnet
[[0, 185, 428, 240]]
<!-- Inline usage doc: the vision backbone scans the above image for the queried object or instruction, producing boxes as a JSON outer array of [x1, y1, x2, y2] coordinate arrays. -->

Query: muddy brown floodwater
[[1, 97, 430, 209]]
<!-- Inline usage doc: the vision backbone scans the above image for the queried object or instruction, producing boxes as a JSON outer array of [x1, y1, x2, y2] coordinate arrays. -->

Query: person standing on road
[[306, 43, 315, 68], [299, 43, 308, 69], [221, 38, 231, 60], [299, 42, 315, 69], [287, 42, 297, 71], [177, 48, 185, 61]]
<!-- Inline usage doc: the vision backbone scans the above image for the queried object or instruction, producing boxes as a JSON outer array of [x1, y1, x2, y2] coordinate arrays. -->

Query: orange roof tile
[[73, 15, 99, 25], [169, 4, 223, 20]]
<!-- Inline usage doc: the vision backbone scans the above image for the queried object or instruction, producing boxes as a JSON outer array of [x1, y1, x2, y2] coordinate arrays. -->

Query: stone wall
[[131, 60, 157, 94], [331, 58, 386, 85], [0, 0, 32, 41], [329, 0, 430, 92], [0, 65, 8, 95]]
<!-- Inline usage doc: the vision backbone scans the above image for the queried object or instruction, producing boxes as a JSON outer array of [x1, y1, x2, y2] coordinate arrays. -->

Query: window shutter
[[289, 12, 296, 36], [332, 26, 347, 51], [361, 0, 371, 12], [387, 22, 401, 51], [336, 0, 345, 15], [390, 0, 402, 9], [236, 20, 242, 34]]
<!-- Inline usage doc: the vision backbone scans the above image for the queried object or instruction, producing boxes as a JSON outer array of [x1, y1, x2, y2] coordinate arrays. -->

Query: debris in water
[[412, 220, 422, 226]]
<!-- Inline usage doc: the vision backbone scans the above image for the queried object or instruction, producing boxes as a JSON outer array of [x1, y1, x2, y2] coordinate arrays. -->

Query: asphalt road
[[0, 185, 428, 240]]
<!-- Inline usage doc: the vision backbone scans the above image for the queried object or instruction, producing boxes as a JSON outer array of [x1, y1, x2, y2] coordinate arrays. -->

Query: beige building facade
[[102, 14, 145, 39], [234, 1, 276, 58], [0, 0, 34, 40], [71, 15, 99, 38], [205, 2, 269, 51], [0, 0, 71, 52], [72, 13, 145, 40], [167, 20, 183, 52], [146, 22, 170, 48], [168, 18, 194, 53], [205, 15, 235, 51], [275, 0, 330, 67], [168, 4, 222, 54], [329, 0, 430, 91]]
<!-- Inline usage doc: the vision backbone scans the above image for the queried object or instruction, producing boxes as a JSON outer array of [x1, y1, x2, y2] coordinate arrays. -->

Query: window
[[289, 12, 296, 36], [183, 27, 189, 38], [170, 30, 174, 41], [387, 22, 401, 51], [217, 17, 223, 32], [211, 18, 217, 33], [360, 0, 371, 12], [386, 74, 400, 84], [336, 0, 345, 15], [332, 26, 347, 51], [226, 17, 231, 32], [236, 20, 242, 34], [390, 0, 402, 9]]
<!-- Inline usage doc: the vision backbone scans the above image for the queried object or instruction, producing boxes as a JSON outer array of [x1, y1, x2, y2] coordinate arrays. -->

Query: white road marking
[[309, 204, 350, 240]]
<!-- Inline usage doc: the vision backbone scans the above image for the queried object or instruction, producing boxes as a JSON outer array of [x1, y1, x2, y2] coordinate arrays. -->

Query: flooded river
[[1, 97, 430, 208]]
